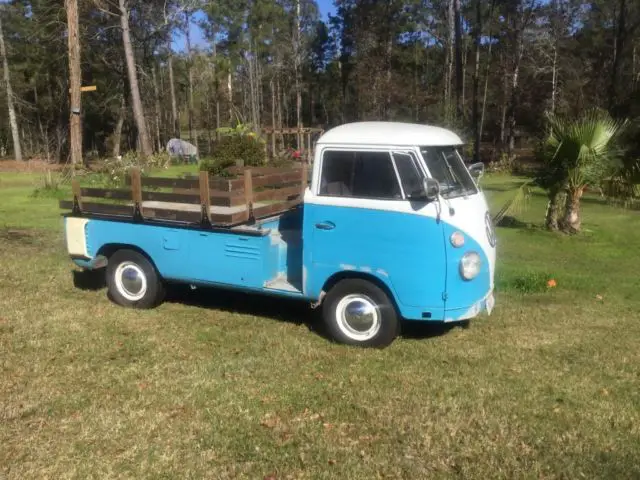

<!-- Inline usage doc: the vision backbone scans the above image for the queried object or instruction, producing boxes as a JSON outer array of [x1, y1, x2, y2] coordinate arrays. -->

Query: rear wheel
[[322, 279, 399, 348], [106, 249, 165, 309]]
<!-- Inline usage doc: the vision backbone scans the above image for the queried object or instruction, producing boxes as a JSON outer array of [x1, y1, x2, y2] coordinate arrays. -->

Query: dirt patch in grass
[[0, 228, 42, 245]]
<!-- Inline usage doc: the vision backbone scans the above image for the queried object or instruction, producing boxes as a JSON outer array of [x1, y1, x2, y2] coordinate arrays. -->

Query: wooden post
[[301, 163, 308, 197], [71, 178, 82, 213], [199, 170, 211, 226], [130, 167, 143, 219], [244, 169, 254, 222], [306, 132, 312, 164]]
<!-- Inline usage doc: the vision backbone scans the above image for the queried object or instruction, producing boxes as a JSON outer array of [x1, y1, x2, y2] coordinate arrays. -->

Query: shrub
[[496, 270, 556, 294], [84, 151, 171, 188], [201, 134, 266, 176]]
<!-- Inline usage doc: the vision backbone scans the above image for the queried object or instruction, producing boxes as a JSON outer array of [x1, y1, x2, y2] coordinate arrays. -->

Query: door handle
[[315, 221, 336, 230]]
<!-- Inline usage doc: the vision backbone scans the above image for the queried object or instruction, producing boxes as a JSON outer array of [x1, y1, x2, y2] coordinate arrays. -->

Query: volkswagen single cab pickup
[[63, 122, 496, 348]]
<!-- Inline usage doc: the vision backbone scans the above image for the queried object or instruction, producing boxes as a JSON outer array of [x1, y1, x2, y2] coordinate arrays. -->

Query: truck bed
[[60, 165, 308, 228]]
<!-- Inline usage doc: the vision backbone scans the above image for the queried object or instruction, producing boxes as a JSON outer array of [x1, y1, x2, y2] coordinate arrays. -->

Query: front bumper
[[444, 289, 494, 323]]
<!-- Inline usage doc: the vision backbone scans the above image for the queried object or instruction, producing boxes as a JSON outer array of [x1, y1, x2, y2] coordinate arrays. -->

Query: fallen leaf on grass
[[328, 459, 336, 466]]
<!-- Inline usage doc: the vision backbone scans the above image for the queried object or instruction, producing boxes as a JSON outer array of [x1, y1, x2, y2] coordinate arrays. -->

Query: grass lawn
[[1, 172, 639, 479]]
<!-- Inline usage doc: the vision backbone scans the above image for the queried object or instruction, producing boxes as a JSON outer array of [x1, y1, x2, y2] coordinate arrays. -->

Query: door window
[[392, 152, 425, 199], [319, 150, 402, 200]]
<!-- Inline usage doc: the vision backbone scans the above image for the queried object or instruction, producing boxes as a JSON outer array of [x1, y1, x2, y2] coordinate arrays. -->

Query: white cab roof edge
[[316, 121, 464, 147]]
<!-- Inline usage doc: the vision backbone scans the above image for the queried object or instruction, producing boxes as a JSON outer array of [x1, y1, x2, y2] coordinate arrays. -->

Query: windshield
[[420, 146, 478, 199]]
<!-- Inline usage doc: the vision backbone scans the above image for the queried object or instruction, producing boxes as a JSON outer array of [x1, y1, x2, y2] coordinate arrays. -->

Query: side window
[[392, 152, 425, 199], [319, 151, 402, 200]]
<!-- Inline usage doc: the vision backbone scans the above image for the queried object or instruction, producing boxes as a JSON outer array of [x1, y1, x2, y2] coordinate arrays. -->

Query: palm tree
[[541, 109, 627, 233]]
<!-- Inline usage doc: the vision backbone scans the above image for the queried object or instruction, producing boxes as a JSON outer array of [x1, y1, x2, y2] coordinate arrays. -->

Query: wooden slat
[[143, 191, 201, 204], [59, 200, 132, 216], [128, 176, 199, 190], [80, 188, 131, 200], [251, 199, 301, 220], [141, 207, 202, 223], [253, 185, 302, 203], [244, 169, 254, 221], [252, 170, 301, 189], [224, 165, 301, 176], [209, 177, 235, 191]]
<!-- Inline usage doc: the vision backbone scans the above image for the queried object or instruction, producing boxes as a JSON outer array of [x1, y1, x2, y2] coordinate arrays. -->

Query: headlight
[[460, 252, 481, 280]]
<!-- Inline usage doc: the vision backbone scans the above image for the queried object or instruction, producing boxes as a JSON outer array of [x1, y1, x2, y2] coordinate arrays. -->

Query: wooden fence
[[60, 165, 308, 227]]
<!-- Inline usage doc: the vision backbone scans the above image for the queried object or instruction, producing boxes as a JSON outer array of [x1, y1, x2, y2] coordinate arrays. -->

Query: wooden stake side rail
[[62, 166, 306, 227]]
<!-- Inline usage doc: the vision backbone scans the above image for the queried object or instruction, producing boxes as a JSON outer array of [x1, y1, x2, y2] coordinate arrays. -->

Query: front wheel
[[106, 249, 165, 309], [322, 279, 399, 348]]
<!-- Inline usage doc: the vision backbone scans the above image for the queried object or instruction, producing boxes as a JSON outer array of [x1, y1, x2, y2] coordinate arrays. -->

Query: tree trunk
[[167, 46, 179, 138], [445, 0, 455, 123], [609, 0, 626, 111], [112, 95, 125, 158], [499, 50, 508, 146], [385, 36, 393, 119], [185, 10, 197, 150], [276, 74, 283, 146], [472, 0, 482, 163], [507, 19, 526, 161], [550, 41, 558, 114], [545, 187, 565, 231], [119, 0, 152, 157], [152, 64, 162, 152], [213, 40, 220, 140], [454, 0, 463, 122], [227, 71, 233, 123], [270, 78, 276, 158], [0, 15, 22, 162], [295, 0, 303, 150], [560, 187, 583, 233]]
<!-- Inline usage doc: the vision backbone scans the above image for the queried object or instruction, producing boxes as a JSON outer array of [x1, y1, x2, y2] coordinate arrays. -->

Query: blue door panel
[[303, 203, 446, 313]]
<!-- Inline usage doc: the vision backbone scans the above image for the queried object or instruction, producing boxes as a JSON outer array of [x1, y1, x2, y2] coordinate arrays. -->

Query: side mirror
[[468, 162, 485, 181], [423, 178, 440, 201]]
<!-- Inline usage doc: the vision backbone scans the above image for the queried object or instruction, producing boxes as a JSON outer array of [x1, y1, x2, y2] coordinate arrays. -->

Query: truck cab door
[[303, 149, 447, 319]]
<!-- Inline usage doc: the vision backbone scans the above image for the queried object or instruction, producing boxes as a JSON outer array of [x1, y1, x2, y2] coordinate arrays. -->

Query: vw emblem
[[485, 211, 496, 247]]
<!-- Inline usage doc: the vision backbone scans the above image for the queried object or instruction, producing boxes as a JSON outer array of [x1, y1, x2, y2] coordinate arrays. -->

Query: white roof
[[316, 121, 464, 147]]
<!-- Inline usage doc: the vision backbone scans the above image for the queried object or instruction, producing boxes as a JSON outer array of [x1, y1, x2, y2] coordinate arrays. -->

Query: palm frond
[[542, 109, 628, 189], [493, 181, 532, 226]]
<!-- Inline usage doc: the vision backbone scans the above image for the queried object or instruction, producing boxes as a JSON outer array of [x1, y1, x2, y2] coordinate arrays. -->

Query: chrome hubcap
[[335, 294, 381, 341], [114, 261, 147, 301]]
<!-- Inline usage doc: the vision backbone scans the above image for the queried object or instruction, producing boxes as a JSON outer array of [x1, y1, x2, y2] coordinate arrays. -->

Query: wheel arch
[[97, 243, 159, 273], [321, 271, 400, 313]]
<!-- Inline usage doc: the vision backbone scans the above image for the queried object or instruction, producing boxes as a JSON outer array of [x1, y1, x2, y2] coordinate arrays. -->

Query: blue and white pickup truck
[[63, 122, 496, 348]]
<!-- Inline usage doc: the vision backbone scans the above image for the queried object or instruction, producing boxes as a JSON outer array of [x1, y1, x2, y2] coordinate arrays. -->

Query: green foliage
[[215, 123, 263, 139], [541, 109, 627, 190], [31, 170, 67, 200], [496, 270, 556, 294], [200, 134, 266, 176], [489, 153, 515, 174], [84, 151, 171, 188]]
